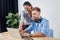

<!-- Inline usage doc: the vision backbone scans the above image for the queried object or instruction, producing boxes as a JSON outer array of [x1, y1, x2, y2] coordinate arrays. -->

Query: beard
[[32, 17, 38, 20]]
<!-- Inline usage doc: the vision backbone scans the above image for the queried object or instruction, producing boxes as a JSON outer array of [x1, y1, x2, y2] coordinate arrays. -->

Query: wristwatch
[[29, 34, 32, 37]]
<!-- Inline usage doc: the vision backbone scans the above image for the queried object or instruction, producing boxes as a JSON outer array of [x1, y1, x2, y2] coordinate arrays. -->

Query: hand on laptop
[[21, 33, 33, 40], [21, 33, 30, 37]]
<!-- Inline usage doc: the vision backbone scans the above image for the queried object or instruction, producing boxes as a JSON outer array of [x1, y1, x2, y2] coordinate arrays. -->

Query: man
[[20, 7, 50, 37], [18, 1, 33, 32]]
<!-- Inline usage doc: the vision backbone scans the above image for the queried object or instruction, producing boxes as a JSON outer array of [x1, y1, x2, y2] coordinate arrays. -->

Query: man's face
[[23, 5, 31, 11], [32, 10, 40, 20]]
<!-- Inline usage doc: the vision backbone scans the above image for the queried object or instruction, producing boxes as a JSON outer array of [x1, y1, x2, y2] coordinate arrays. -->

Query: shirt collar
[[34, 17, 42, 23]]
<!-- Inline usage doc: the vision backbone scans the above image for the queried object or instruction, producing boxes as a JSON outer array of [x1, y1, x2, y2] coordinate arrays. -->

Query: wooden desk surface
[[0, 28, 60, 40], [0, 34, 60, 40]]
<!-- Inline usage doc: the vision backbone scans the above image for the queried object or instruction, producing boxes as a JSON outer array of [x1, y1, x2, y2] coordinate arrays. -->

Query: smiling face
[[32, 10, 40, 20], [32, 7, 41, 20], [23, 5, 32, 12], [23, 1, 32, 12]]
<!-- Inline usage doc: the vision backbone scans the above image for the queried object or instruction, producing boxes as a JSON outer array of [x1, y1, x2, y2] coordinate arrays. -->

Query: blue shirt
[[26, 18, 50, 37]]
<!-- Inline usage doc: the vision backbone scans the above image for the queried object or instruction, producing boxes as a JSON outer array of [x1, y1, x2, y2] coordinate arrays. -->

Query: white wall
[[18, 0, 60, 38]]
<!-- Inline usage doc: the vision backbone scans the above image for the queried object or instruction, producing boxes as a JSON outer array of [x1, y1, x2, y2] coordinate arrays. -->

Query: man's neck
[[35, 16, 41, 21]]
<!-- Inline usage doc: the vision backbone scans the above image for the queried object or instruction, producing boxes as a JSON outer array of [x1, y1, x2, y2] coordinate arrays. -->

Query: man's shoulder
[[42, 18, 49, 22]]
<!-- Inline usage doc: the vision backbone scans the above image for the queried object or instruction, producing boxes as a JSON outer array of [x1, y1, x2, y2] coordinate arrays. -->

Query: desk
[[0, 32, 20, 40], [0, 33, 60, 40], [0, 28, 60, 40]]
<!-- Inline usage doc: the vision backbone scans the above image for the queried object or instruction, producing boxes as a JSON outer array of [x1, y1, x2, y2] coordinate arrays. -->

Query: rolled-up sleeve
[[41, 20, 50, 37]]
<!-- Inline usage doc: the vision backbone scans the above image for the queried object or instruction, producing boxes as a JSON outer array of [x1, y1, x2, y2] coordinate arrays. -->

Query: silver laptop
[[7, 28, 34, 40], [7, 28, 23, 40]]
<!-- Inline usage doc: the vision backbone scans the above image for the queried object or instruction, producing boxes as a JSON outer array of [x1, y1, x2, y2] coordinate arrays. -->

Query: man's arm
[[31, 32, 46, 37], [20, 23, 33, 35], [40, 20, 49, 37], [31, 20, 49, 37], [20, 32, 45, 37]]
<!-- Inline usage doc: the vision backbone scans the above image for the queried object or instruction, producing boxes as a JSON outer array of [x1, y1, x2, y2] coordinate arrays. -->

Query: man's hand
[[22, 33, 30, 37], [21, 33, 33, 40]]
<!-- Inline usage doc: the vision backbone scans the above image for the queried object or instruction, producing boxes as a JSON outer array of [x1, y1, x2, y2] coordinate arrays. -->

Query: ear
[[39, 12, 41, 14]]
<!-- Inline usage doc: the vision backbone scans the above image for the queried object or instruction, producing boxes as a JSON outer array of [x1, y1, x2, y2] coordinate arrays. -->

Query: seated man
[[20, 7, 50, 37]]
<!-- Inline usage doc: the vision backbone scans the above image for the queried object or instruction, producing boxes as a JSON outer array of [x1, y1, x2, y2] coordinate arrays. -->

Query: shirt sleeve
[[20, 11, 24, 23], [26, 22, 34, 33], [41, 20, 50, 37]]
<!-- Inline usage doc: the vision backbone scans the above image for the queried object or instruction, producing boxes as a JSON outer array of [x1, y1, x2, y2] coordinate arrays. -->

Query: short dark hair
[[32, 7, 41, 12], [23, 1, 32, 9]]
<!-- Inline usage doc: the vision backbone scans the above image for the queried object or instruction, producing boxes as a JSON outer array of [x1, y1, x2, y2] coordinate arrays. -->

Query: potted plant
[[6, 12, 20, 29]]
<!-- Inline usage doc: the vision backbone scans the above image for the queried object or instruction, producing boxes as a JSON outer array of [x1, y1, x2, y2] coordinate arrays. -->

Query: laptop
[[7, 28, 35, 40], [7, 28, 23, 40]]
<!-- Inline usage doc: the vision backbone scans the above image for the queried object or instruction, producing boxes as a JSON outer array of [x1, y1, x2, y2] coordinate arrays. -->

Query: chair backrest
[[49, 29, 53, 37]]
